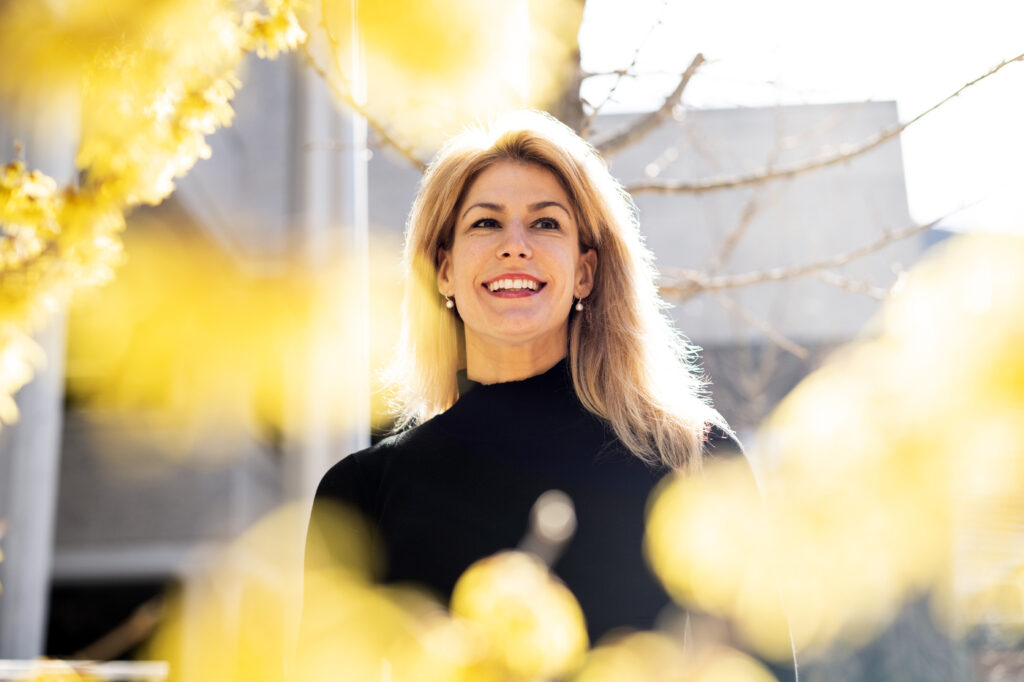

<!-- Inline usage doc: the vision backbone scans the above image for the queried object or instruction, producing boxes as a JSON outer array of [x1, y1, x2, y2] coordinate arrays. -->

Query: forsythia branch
[[0, 0, 307, 428], [298, 45, 429, 172]]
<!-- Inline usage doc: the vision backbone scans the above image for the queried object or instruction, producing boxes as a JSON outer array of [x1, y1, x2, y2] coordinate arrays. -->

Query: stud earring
[[574, 298, 584, 312], [445, 295, 454, 309]]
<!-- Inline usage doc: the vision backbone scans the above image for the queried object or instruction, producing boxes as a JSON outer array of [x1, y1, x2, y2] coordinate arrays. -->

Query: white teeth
[[487, 278, 540, 292]]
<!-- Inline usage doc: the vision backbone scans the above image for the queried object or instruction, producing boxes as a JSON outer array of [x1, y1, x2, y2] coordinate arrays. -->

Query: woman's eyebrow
[[462, 202, 503, 219], [461, 200, 571, 219], [529, 200, 571, 216]]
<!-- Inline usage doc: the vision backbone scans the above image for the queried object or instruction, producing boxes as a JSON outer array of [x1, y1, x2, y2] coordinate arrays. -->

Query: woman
[[306, 110, 741, 642]]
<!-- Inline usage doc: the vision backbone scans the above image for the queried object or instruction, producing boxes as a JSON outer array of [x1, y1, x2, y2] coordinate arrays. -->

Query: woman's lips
[[481, 274, 546, 298]]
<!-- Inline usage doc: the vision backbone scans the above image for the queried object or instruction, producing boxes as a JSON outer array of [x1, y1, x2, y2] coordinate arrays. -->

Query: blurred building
[[1, 51, 950, 667]]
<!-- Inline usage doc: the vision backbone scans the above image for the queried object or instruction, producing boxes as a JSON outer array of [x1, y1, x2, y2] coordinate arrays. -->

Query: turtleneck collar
[[456, 357, 570, 396], [441, 358, 594, 441]]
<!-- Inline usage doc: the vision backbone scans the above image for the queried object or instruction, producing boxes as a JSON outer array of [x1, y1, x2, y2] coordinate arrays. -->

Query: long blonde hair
[[387, 110, 727, 471]]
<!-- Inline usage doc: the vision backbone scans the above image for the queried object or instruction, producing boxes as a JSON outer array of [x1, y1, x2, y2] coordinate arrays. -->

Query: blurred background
[[0, 0, 1022, 680]]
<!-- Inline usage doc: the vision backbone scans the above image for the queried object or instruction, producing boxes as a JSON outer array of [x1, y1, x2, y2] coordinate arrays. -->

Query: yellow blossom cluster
[[303, 0, 583, 158], [575, 631, 777, 682], [148, 501, 776, 682], [244, 0, 308, 59], [646, 232, 1024, 661], [450, 551, 589, 679], [64, 220, 404, 449], [0, 0, 307, 427]]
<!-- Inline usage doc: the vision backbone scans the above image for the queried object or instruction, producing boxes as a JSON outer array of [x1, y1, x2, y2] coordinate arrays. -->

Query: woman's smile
[[483, 273, 545, 297]]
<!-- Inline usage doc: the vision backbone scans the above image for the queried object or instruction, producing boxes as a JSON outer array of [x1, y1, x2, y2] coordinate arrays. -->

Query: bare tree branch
[[627, 51, 1024, 195], [703, 154, 787, 274], [580, 68, 636, 80], [578, 0, 670, 138], [705, 190, 763, 274], [299, 45, 429, 172], [659, 217, 941, 299], [72, 597, 164, 661], [812, 269, 889, 300], [592, 53, 706, 156], [709, 291, 809, 360], [734, 342, 783, 426], [581, 68, 697, 80]]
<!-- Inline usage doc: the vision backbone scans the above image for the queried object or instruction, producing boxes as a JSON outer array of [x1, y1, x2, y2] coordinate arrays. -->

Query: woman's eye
[[471, 218, 500, 229], [534, 218, 560, 230]]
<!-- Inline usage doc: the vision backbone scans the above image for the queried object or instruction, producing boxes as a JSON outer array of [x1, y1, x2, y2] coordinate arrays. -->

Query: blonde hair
[[387, 110, 728, 471]]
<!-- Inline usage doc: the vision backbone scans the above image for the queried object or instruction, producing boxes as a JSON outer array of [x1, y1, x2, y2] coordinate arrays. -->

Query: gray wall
[[598, 103, 916, 345]]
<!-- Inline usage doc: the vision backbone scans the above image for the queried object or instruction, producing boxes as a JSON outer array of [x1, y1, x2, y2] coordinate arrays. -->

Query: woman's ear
[[436, 247, 453, 296], [575, 248, 597, 298]]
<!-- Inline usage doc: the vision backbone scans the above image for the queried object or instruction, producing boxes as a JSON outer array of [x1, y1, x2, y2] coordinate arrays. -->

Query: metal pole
[[0, 91, 76, 658], [284, 20, 371, 502]]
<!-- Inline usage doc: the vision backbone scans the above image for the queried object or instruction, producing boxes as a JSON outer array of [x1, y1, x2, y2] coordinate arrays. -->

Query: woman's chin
[[468, 321, 569, 352]]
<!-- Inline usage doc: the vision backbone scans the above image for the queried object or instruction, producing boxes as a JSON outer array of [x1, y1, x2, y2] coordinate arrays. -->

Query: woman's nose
[[497, 219, 532, 259]]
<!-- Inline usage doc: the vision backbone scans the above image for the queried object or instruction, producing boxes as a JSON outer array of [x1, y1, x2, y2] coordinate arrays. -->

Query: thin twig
[[299, 45, 428, 171], [593, 53, 706, 156], [580, 68, 635, 80], [812, 269, 889, 300], [704, 122, 801, 274], [579, 0, 670, 138], [659, 217, 941, 299], [709, 291, 809, 359], [705, 190, 763, 274], [72, 597, 164, 661], [627, 52, 1024, 194], [581, 68, 697, 80], [737, 343, 782, 402], [703, 141, 787, 274]]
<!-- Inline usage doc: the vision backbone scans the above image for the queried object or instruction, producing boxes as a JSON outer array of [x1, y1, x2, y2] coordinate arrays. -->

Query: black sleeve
[[303, 452, 380, 578]]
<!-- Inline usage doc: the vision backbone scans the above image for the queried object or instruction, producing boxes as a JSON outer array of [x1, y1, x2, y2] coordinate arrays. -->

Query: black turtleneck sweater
[[307, 359, 741, 642]]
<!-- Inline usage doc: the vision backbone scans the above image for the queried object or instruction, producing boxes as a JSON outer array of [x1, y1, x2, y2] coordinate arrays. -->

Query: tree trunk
[[542, 0, 586, 131]]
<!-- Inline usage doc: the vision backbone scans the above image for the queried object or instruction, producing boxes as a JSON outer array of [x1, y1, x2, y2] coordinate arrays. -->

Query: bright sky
[[579, 0, 1024, 234]]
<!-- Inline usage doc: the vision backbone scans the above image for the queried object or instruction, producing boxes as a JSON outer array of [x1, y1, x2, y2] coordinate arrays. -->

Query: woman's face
[[437, 161, 597, 361]]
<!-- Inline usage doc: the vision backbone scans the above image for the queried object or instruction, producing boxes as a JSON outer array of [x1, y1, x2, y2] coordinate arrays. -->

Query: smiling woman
[[302, 111, 742, 649]]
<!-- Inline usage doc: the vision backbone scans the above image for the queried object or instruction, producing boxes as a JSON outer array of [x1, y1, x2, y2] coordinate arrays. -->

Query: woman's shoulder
[[314, 418, 443, 500]]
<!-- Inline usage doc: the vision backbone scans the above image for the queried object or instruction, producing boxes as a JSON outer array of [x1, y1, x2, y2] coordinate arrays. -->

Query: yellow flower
[[0, 0, 306, 430], [451, 551, 589, 680], [645, 233, 1024, 660]]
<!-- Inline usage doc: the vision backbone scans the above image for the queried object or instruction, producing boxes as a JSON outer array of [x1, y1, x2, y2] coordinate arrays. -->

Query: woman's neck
[[464, 334, 567, 385]]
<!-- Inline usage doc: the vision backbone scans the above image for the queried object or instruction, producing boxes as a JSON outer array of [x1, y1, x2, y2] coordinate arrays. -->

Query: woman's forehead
[[457, 161, 577, 219]]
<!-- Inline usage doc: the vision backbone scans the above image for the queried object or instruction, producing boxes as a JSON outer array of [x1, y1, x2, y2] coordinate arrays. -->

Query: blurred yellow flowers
[[149, 497, 784, 681], [645, 232, 1024, 661], [451, 551, 589, 679], [303, 0, 583, 157], [574, 631, 776, 682], [65, 218, 403, 450], [149, 502, 589, 682], [0, 0, 305, 427]]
